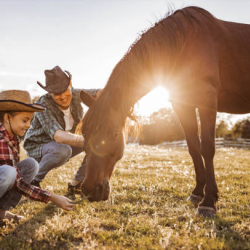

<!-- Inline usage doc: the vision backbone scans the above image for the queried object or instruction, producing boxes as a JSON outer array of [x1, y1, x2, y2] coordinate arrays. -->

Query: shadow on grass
[[212, 215, 250, 250], [187, 197, 250, 249], [0, 203, 64, 250]]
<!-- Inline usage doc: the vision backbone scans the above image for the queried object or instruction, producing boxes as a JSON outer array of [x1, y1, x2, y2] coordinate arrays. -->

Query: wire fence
[[159, 138, 250, 148]]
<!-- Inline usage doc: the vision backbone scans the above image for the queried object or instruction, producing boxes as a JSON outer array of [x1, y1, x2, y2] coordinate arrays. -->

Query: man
[[24, 66, 101, 193]]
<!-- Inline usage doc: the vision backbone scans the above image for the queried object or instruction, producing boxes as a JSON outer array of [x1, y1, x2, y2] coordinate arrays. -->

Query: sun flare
[[137, 86, 171, 117]]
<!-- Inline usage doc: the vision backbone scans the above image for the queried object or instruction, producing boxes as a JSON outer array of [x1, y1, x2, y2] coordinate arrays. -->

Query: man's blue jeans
[[0, 158, 39, 210], [33, 141, 86, 183]]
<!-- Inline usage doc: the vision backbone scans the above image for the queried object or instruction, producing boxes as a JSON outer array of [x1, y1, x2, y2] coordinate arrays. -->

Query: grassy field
[[0, 144, 250, 250]]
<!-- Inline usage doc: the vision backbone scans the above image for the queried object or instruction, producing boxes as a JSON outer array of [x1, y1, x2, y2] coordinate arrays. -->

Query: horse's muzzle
[[81, 181, 110, 202]]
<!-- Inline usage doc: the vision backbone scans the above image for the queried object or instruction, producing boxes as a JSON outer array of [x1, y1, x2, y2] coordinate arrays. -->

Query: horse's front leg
[[172, 104, 206, 204], [197, 98, 219, 217]]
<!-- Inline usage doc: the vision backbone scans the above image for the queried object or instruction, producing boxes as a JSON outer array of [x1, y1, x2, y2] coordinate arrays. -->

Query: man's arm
[[36, 109, 84, 147], [54, 129, 84, 147]]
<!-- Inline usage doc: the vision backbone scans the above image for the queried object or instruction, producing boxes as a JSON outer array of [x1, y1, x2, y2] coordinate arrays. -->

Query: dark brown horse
[[79, 6, 250, 217]]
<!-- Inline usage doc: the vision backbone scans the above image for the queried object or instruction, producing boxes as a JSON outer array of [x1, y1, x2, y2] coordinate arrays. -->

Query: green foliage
[[139, 108, 185, 145], [0, 146, 250, 249], [232, 119, 250, 138], [216, 120, 229, 138], [128, 108, 250, 145]]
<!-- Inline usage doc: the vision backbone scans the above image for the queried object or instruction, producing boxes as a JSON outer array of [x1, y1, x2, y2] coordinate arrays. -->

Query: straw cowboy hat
[[37, 65, 72, 94], [0, 90, 45, 112]]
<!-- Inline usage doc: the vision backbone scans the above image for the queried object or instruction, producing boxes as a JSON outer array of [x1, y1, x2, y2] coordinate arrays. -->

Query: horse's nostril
[[95, 184, 104, 197], [105, 182, 110, 191], [101, 181, 110, 201]]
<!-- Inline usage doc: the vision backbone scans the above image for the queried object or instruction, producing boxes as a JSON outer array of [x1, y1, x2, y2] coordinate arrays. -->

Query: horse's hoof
[[187, 194, 203, 205], [195, 206, 216, 217]]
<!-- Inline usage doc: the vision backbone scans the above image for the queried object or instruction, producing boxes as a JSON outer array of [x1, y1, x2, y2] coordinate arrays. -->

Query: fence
[[160, 138, 250, 148]]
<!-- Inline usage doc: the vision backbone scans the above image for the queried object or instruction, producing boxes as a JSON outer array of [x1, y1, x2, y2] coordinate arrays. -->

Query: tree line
[[127, 108, 250, 145]]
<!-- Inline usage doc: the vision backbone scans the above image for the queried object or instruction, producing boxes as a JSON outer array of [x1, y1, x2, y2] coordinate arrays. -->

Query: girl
[[0, 90, 75, 221]]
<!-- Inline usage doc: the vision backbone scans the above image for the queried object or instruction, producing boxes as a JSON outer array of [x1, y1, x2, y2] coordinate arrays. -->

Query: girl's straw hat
[[0, 90, 45, 112]]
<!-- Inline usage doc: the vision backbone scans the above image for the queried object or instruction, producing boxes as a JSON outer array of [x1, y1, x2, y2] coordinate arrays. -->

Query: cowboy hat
[[0, 90, 45, 112], [37, 65, 72, 94]]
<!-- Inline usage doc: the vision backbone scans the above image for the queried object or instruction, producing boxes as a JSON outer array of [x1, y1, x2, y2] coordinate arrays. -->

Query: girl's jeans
[[0, 158, 39, 210]]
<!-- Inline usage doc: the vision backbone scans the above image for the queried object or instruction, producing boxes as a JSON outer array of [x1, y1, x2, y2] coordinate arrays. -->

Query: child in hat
[[0, 90, 75, 221]]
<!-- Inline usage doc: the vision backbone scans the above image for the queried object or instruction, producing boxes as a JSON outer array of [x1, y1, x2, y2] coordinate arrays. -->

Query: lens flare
[[138, 86, 171, 116], [89, 136, 109, 157]]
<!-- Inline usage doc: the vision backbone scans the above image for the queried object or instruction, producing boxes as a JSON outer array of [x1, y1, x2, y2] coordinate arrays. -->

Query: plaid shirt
[[24, 88, 98, 160], [0, 124, 51, 203]]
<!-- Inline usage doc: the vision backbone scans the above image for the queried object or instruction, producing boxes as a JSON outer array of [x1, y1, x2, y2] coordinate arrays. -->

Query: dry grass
[[0, 145, 250, 249]]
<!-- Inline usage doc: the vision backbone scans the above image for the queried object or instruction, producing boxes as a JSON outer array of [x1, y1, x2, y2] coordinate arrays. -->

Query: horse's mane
[[82, 6, 217, 135]]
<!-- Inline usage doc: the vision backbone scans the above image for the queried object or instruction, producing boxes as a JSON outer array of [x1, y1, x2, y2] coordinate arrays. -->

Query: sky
[[1, 0, 250, 119]]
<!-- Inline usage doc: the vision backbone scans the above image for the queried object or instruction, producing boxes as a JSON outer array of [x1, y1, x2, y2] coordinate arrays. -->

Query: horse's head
[[80, 90, 125, 201]]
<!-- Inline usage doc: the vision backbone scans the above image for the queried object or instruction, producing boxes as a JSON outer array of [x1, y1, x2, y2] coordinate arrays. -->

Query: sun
[[137, 86, 171, 116]]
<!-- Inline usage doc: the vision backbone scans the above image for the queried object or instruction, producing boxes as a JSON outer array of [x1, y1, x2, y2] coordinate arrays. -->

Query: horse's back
[[215, 20, 250, 113], [171, 8, 250, 113]]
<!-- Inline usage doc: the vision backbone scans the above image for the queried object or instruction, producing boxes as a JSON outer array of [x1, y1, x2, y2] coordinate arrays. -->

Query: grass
[[0, 144, 250, 249]]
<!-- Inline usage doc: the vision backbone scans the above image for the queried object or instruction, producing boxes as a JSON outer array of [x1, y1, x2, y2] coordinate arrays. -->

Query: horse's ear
[[80, 90, 96, 107]]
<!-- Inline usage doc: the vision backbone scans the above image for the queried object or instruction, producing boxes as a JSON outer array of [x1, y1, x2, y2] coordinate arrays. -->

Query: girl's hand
[[50, 193, 75, 211]]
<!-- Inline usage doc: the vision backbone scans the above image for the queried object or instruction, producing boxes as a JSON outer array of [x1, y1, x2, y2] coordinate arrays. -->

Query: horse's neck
[[113, 35, 173, 116], [131, 82, 155, 103], [118, 72, 158, 117], [125, 67, 169, 107]]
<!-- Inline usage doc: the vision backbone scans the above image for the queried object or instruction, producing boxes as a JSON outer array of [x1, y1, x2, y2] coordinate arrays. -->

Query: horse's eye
[[113, 131, 119, 139]]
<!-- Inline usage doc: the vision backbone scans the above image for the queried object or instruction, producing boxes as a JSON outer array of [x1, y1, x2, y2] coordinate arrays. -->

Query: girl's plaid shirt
[[0, 124, 51, 203]]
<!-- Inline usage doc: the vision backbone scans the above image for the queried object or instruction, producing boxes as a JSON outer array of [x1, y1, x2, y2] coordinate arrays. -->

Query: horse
[[79, 6, 250, 217]]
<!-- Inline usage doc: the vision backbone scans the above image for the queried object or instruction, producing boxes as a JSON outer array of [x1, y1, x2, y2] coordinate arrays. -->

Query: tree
[[215, 120, 229, 138], [231, 119, 250, 138], [139, 107, 185, 145], [241, 120, 250, 138]]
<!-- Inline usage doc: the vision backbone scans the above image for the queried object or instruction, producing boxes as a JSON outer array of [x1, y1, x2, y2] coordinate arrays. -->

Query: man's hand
[[50, 193, 75, 211], [54, 130, 84, 147]]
